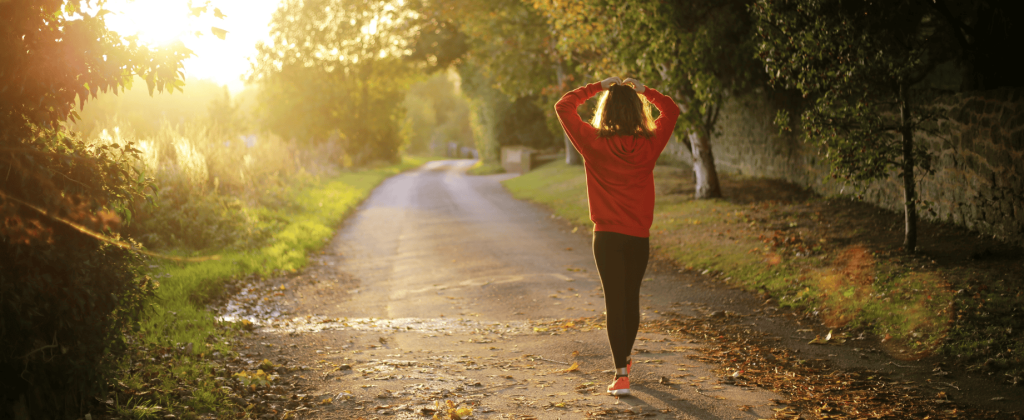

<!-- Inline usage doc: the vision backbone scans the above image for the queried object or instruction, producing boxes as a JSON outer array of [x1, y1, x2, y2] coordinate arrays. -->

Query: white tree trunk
[[671, 99, 722, 199], [688, 131, 722, 199], [565, 133, 582, 165], [554, 59, 582, 166], [899, 84, 917, 252]]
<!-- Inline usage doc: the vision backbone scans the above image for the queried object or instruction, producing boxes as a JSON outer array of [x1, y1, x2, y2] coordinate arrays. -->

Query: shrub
[[0, 234, 156, 419], [1, 128, 156, 420]]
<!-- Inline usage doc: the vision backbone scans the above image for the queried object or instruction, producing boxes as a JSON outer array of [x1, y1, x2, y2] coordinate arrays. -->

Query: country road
[[230, 159, 783, 419], [224, 160, 1019, 419]]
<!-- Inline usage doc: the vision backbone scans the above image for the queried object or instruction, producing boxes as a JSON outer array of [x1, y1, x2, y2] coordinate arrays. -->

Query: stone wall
[[668, 88, 1024, 246]]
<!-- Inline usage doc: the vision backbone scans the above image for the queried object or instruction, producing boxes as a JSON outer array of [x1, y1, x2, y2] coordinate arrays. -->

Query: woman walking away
[[555, 77, 680, 396]]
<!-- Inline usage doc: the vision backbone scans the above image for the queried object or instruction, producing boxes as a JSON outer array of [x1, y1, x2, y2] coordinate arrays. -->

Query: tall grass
[[87, 119, 428, 345], [140, 159, 425, 350], [83, 119, 430, 418], [91, 120, 347, 251]]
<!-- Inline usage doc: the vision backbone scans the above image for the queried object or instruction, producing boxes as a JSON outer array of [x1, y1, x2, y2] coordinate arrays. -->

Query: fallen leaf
[[559, 362, 579, 373], [808, 335, 829, 345]]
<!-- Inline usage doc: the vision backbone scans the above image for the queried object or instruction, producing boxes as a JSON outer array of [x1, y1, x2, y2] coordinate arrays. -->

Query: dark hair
[[591, 84, 656, 138]]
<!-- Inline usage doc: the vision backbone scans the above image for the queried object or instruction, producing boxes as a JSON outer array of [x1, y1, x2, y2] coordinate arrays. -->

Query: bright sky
[[101, 0, 284, 94]]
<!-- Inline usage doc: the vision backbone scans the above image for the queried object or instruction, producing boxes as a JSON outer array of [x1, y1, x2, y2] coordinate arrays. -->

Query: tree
[[251, 0, 419, 164], [1, 1, 198, 416], [410, 0, 582, 163], [533, 0, 763, 198], [457, 61, 558, 162], [403, 72, 475, 155], [751, 0, 965, 251]]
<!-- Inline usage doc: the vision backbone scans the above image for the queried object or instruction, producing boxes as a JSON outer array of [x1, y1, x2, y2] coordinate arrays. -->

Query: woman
[[555, 76, 679, 396]]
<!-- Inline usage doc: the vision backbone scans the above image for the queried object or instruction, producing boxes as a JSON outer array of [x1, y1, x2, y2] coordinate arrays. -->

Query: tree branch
[[926, 0, 974, 60]]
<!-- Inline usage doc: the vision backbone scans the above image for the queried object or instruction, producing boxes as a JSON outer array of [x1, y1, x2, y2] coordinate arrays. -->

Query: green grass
[[502, 161, 963, 359], [503, 162, 588, 224], [466, 160, 506, 176], [109, 156, 432, 419], [142, 156, 428, 348]]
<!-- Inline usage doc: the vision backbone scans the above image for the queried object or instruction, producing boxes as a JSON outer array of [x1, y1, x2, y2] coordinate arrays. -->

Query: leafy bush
[[0, 126, 157, 419], [0, 1, 224, 418], [0, 234, 156, 419]]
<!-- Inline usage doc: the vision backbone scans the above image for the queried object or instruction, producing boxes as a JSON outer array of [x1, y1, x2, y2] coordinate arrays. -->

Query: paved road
[[246, 160, 782, 419]]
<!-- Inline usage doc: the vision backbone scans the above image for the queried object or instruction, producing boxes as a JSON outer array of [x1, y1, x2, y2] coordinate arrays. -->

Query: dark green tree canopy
[[752, 0, 974, 251], [753, 0, 955, 182]]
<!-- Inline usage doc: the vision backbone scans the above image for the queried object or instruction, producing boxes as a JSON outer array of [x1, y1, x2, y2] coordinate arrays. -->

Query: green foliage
[[458, 0, 560, 98], [133, 192, 275, 252], [410, 0, 574, 161], [0, 236, 156, 419], [1, 1, 190, 137], [413, 0, 564, 97], [406, 0, 469, 70], [751, 0, 962, 249], [100, 120, 301, 252], [458, 63, 559, 162], [533, 0, 762, 141], [404, 72, 476, 155], [140, 157, 428, 355], [251, 0, 419, 164], [753, 0, 949, 180], [0, 2, 197, 416]]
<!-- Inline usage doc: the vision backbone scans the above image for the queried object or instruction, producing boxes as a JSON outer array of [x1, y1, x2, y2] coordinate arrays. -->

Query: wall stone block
[[661, 87, 1024, 246]]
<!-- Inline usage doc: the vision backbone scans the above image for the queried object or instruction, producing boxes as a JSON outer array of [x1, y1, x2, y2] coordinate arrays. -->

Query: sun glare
[[98, 0, 284, 93], [104, 1, 194, 46]]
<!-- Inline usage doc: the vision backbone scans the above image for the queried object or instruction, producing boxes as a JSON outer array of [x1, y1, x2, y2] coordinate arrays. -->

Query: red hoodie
[[555, 82, 680, 238]]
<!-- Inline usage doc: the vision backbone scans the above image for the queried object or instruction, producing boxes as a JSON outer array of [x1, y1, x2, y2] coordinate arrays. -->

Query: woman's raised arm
[[555, 78, 619, 158], [635, 81, 680, 155]]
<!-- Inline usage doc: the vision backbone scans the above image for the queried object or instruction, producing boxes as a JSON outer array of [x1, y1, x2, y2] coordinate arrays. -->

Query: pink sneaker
[[607, 376, 630, 396]]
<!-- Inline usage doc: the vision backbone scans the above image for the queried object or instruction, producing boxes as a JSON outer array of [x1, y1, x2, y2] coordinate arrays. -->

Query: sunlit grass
[[465, 159, 506, 175], [104, 156, 431, 419], [504, 161, 957, 359], [141, 156, 429, 349], [503, 162, 588, 225]]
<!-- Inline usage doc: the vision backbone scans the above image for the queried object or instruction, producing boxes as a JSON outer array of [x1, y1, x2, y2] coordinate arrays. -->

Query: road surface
[[236, 159, 783, 419]]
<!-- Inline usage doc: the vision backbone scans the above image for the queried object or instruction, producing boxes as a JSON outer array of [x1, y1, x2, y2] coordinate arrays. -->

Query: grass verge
[[465, 160, 506, 176], [101, 156, 431, 420], [503, 161, 1023, 381]]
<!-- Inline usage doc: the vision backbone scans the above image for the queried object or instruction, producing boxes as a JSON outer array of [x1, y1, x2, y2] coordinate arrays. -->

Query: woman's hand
[[600, 77, 623, 90], [624, 78, 645, 94]]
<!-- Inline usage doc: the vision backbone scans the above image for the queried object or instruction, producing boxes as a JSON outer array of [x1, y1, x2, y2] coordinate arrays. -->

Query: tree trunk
[[669, 99, 722, 199], [689, 129, 722, 199], [899, 84, 918, 252], [564, 133, 583, 165], [554, 58, 582, 166]]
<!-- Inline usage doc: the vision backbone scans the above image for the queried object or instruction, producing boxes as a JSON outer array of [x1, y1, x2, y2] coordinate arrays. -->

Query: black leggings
[[593, 231, 650, 369]]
